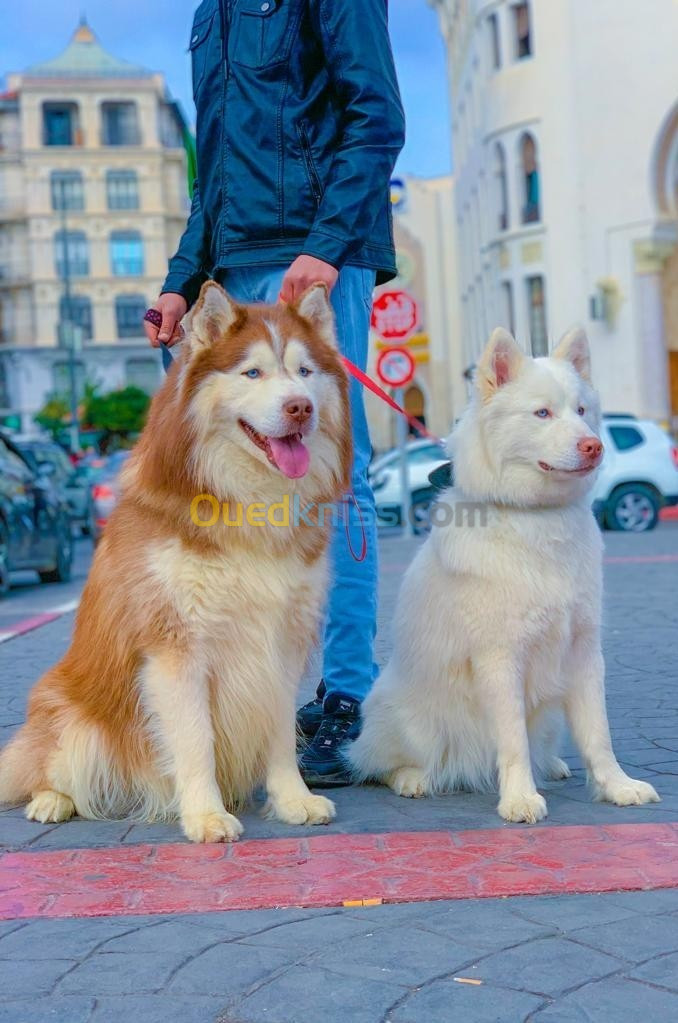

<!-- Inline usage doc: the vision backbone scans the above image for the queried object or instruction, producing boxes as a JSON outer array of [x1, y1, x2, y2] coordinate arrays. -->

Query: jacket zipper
[[297, 122, 323, 204]]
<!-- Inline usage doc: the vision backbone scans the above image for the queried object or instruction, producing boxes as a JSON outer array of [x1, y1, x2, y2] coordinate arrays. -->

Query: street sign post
[[371, 290, 419, 342], [375, 346, 416, 390], [375, 346, 417, 537]]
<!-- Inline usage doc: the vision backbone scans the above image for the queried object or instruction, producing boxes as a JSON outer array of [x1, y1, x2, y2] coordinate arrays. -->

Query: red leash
[[339, 357, 445, 562], [341, 356, 443, 445]]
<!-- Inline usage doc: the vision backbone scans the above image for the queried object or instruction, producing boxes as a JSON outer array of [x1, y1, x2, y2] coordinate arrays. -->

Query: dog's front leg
[[565, 636, 659, 806], [142, 652, 243, 843], [265, 686, 335, 826], [475, 651, 547, 823]]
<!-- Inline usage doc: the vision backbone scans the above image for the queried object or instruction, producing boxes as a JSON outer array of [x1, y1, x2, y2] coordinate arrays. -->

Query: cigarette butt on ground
[[453, 977, 483, 986], [342, 898, 383, 907]]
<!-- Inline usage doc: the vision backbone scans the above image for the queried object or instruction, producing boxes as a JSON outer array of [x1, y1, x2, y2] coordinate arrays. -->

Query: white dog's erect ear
[[295, 283, 335, 344], [552, 327, 591, 381], [476, 328, 525, 399], [189, 281, 238, 350]]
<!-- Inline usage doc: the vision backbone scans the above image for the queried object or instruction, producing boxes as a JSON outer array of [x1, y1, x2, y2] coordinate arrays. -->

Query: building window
[[500, 281, 515, 335], [54, 230, 89, 278], [101, 102, 141, 146], [159, 103, 184, 149], [43, 102, 81, 146], [110, 231, 144, 276], [488, 12, 501, 70], [494, 142, 509, 231], [520, 133, 541, 224], [106, 170, 139, 210], [126, 357, 159, 394], [527, 275, 547, 356], [513, 2, 532, 59], [115, 294, 146, 338], [51, 170, 84, 212], [58, 295, 93, 342], [53, 360, 86, 400]]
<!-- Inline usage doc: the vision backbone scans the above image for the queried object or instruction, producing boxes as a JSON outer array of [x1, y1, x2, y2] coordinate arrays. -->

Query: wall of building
[[431, 0, 678, 424]]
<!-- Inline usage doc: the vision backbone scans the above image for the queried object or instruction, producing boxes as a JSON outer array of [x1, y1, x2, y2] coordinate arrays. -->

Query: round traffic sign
[[371, 290, 419, 341], [376, 346, 416, 389]]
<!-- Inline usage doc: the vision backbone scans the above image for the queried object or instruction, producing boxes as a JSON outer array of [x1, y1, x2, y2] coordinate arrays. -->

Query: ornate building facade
[[430, 0, 678, 428], [0, 19, 189, 428]]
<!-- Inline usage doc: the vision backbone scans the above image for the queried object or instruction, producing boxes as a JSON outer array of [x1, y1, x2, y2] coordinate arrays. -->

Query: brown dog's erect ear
[[476, 328, 525, 400], [552, 327, 591, 381], [189, 281, 239, 350], [295, 283, 336, 346]]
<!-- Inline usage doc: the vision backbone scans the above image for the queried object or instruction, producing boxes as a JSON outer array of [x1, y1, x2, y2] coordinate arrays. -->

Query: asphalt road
[[0, 535, 93, 634]]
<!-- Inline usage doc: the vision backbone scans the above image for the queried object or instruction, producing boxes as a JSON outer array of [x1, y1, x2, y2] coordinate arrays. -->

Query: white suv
[[592, 416, 678, 532]]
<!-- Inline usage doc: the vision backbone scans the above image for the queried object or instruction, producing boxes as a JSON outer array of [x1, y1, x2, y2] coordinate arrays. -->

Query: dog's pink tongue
[[268, 435, 310, 479]]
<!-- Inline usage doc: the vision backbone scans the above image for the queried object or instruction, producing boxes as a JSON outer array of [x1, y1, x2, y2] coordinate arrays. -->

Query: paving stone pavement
[[0, 524, 677, 1020]]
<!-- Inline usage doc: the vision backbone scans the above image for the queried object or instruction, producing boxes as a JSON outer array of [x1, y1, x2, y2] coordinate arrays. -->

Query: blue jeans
[[215, 264, 379, 703]]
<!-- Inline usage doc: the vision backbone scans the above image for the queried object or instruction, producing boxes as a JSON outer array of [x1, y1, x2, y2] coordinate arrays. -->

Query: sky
[[0, 0, 452, 179]]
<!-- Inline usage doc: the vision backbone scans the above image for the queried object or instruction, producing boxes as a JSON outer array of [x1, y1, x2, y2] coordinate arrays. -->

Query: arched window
[[58, 295, 93, 342], [51, 170, 84, 211], [110, 231, 144, 276], [106, 170, 139, 210], [520, 133, 540, 224], [115, 294, 146, 338], [494, 142, 509, 231], [54, 230, 89, 278]]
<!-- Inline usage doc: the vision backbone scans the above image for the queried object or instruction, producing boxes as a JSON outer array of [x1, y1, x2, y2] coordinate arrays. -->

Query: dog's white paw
[[596, 776, 660, 806], [388, 767, 430, 798], [498, 790, 547, 824], [544, 756, 572, 781], [182, 810, 243, 843], [270, 793, 336, 826], [26, 790, 75, 824]]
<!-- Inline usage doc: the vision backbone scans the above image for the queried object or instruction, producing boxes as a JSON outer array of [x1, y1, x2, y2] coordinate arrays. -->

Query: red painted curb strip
[[2, 822, 678, 921]]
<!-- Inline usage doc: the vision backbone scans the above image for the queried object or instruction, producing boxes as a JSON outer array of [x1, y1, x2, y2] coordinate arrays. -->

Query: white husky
[[350, 327, 659, 823]]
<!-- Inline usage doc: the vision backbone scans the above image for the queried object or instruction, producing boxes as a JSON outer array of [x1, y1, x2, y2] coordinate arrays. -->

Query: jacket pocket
[[189, 11, 215, 99], [231, 0, 290, 70], [297, 121, 323, 205]]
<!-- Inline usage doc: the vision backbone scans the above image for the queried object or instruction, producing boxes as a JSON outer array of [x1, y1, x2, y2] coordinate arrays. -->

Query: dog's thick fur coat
[[349, 328, 659, 822], [0, 282, 352, 842]]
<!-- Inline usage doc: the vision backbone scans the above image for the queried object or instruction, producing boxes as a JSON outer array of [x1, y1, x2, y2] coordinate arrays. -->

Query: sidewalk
[[1, 525, 678, 1021]]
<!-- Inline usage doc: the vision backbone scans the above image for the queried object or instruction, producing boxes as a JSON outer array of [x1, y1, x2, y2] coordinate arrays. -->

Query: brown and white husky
[[0, 281, 351, 842]]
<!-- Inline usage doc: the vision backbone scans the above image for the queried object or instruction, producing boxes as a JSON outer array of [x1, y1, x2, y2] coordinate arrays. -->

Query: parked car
[[0, 434, 73, 596], [369, 439, 449, 530], [592, 416, 678, 532], [91, 450, 133, 543], [11, 436, 95, 535]]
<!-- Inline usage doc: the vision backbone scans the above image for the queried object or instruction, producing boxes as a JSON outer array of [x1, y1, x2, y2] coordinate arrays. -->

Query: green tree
[[83, 386, 150, 451], [34, 394, 70, 438]]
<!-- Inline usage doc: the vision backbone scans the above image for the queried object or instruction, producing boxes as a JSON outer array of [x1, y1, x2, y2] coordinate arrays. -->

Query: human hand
[[279, 255, 339, 304], [143, 293, 188, 347]]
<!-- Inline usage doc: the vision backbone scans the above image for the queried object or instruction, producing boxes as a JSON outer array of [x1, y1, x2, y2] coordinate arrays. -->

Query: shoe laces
[[313, 714, 355, 750]]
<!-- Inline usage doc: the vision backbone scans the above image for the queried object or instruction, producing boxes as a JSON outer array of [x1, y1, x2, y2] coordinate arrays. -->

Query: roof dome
[[25, 17, 151, 79]]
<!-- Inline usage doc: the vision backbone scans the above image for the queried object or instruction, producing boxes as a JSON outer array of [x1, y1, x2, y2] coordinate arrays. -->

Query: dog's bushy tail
[[0, 723, 46, 804]]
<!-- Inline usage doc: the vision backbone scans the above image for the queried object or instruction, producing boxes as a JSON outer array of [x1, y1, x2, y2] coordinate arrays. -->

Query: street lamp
[[57, 178, 82, 455]]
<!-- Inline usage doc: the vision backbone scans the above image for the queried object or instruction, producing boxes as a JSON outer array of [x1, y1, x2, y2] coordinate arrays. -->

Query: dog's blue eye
[[243, 369, 260, 379], [577, 406, 585, 416], [534, 408, 551, 418], [299, 366, 312, 377]]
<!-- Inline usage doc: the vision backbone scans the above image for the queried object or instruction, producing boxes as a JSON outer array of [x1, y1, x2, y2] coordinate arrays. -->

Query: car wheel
[[39, 519, 73, 583], [605, 484, 660, 533], [0, 520, 10, 598]]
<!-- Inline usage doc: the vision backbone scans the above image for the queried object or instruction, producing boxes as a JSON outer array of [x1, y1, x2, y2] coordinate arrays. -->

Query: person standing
[[144, 0, 405, 785]]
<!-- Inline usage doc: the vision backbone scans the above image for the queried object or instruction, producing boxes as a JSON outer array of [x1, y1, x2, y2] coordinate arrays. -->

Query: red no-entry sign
[[371, 290, 419, 341], [376, 346, 416, 389]]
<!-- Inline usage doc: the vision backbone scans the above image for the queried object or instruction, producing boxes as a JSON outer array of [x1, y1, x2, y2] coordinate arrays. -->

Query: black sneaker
[[297, 693, 361, 787], [296, 679, 326, 740]]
